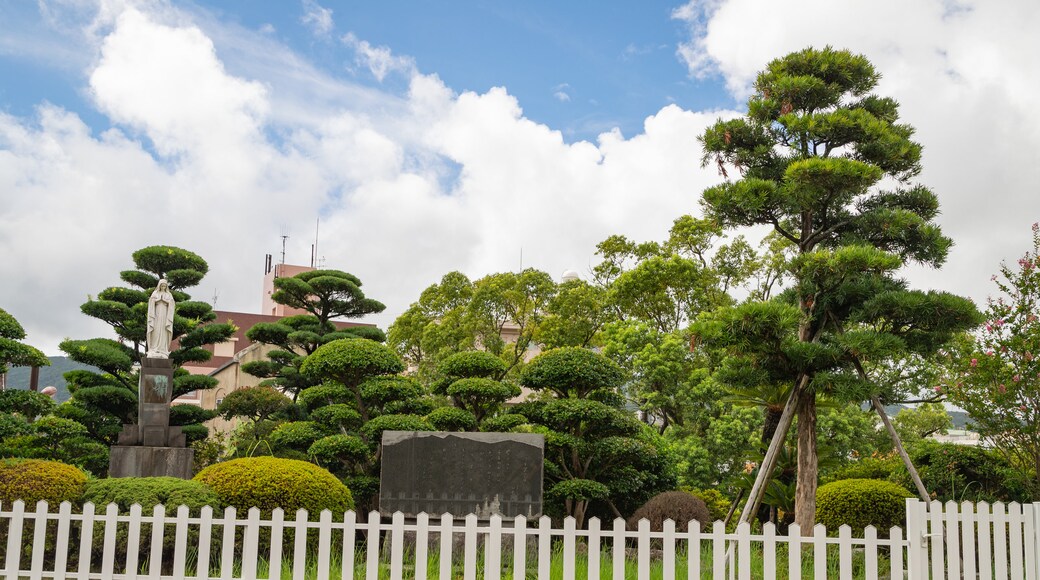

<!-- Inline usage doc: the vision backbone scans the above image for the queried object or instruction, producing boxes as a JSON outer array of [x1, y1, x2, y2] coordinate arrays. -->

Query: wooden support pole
[[872, 396, 931, 503], [737, 380, 803, 526]]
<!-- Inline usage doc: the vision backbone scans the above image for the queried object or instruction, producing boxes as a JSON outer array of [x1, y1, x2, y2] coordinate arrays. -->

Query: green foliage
[[627, 491, 711, 532], [217, 386, 291, 423], [302, 339, 404, 391], [308, 434, 371, 468], [900, 440, 1032, 503], [0, 458, 87, 506], [815, 479, 912, 534], [359, 414, 432, 441], [194, 457, 353, 516], [548, 479, 609, 501], [823, 455, 901, 484], [82, 477, 221, 513], [269, 421, 328, 451], [0, 389, 55, 419], [426, 406, 477, 431], [944, 224, 1040, 495], [688, 489, 730, 523], [0, 307, 49, 370], [521, 347, 625, 398], [891, 403, 951, 447]]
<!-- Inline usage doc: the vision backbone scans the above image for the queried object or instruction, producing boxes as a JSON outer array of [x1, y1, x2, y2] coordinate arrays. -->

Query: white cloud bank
[[0, 4, 730, 352], [2, 0, 1037, 354]]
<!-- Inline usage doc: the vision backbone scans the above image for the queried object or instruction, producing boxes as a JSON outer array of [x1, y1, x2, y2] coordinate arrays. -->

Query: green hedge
[[815, 478, 913, 535], [81, 477, 222, 565], [194, 457, 353, 516], [0, 458, 86, 506]]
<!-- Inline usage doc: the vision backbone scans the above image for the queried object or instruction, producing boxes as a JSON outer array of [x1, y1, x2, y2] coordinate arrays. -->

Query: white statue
[[146, 279, 175, 359]]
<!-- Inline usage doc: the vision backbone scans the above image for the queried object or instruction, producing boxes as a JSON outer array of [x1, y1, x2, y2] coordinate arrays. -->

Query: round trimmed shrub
[[269, 421, 328, 451], [815, 478, 913, 534], [627, 491, 710, 532], [426, 407, 477, 431], [0, 458, 86, 506], [194, 457, 353, 516]]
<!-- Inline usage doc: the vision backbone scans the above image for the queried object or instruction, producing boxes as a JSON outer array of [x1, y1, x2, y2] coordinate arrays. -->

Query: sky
[[1, 0, 1039, 355]]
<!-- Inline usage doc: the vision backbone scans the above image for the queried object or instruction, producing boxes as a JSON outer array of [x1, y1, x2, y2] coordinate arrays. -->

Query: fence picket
[[512, 515, 527, 580], [1022, 505, 1036, 580], [905, 499, 927, 579], [929, 500, 946, 578], [586, 517, 600, 580], [787, 523, 801, 580], [148, 504, 166, 580], [317, 510, 334, 580], [562, 517, 575, 580], [996, 502, 1010, 580], [269, 508, 285, 580], [364, 511, 380, 580], [637, 518, 650, 580], [414, 513, 428, 580], [537, 515, 552, 580], [240, 507, 260, 580], [53, 501, 72, 580], [464, 514, 478, 580], [963, 501, 978, 580], [612, 518, 625, 579], [292, 509, 309, 580], [1010, 503, 1025, 580], [76, 502, 95, 580], [340, 510, 355, 580], [979, 502, 994, 580], [737, 521, 751, 580], [813, 524, 827, 579], [688, 520, 702, 580], [439, 513, 453, 580], [193, 505, 211, 580], [220, 506, 237, 580], [712, 520, 726, 579], [889, 526, 903, 580], [839, 525, 852, 579], [947, 500, 962, 580], [171, 505, 190, 579], [662, 519, 676, 580], [29, 501, 50, 580], [485, 514, 502, 580], [389, 511, 404, 580], [4, 500, 24, 580], [762, 522, 776, 580], [863, 526, 877, 580]]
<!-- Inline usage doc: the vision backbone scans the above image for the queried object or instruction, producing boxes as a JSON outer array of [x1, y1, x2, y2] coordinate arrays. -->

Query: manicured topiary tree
[[0, 458, 86, 506], [194, 456, 353, 516], [514, 347, 677, 527], [432, 351, 519, 430], [815, 479, 912, 535]]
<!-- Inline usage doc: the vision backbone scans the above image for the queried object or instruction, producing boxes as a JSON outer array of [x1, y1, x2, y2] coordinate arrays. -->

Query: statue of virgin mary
[[146, 279, 176, 358]]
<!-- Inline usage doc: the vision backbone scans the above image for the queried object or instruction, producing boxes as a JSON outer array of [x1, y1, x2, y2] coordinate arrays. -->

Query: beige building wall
[[200, 342, 277, 435], [262, 263, 314, 317]]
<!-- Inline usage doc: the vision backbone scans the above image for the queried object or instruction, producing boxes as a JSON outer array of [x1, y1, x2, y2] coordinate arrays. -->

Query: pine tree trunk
[[794, 393, 818, 530]]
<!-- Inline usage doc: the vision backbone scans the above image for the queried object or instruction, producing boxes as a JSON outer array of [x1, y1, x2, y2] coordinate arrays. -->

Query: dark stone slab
[[379, 431, 544, 518], [109, 446, 194, 479]]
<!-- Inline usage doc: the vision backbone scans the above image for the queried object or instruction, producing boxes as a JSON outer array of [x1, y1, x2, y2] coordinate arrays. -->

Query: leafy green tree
[[388, 269, 555, 382], [243, 270, 386, 399], [891, 403, 951, 447], [513, 347, 676, 527], [698, 47, 977, 527], [0, 390, 108, 474], [58, 246, 233, 455], [0, 307, 49, 381], [432, 351, 519, 429], [217, 386, 292, 439], [945, 224, 1040, 494]]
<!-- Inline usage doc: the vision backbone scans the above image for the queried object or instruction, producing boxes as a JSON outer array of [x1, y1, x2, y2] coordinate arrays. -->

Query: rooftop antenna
[[211, 288, 219, 308], [280, 232, 289, 265], [519, 247, 523, 272], [312, 217, 320, 269]]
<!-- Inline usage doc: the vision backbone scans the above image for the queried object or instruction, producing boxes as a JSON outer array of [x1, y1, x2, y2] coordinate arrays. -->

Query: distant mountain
[[3, 357, 99, 403]]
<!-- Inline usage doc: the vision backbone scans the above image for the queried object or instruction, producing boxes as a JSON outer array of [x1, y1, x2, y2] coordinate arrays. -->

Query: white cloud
[[300, 0, 333, 37], [341, 32, 416, 82], [672, 0, 1040, 308]]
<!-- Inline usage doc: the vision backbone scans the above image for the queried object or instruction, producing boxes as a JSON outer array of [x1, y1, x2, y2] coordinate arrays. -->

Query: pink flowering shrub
[[945, 224, 1040, 495]]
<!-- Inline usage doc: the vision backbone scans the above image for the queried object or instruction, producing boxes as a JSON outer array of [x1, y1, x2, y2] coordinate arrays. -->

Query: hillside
[[3, 356, 99, 403]]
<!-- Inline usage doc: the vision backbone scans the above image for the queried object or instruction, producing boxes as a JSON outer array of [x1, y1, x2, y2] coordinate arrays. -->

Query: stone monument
[[379, 431, 544, 518], [108, 279, 194, 479]]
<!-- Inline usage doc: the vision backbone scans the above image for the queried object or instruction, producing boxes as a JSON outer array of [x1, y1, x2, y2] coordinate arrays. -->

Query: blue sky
[[2, 0, 1039, 353]]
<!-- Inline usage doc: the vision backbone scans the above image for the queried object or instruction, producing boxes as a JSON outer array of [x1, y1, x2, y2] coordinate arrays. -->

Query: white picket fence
[[1, 498, 1039, 579]]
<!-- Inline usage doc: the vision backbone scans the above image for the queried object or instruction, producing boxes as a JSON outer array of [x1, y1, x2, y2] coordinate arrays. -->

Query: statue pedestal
[[109, 357, 194, 478], [109, 446, 194, 479]]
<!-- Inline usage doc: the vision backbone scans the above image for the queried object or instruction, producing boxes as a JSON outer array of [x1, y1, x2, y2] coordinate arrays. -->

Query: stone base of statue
[[108, 357, 195, 478]]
